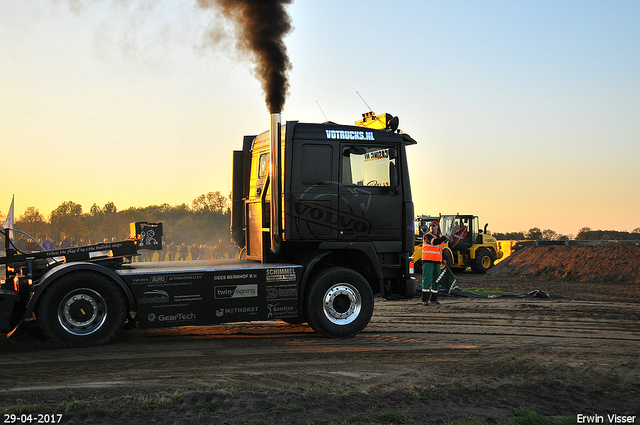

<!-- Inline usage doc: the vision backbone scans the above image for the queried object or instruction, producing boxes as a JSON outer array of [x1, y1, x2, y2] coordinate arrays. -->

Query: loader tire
[[471, 248, 495, 274], [305, 267, 374, 338], [37, 271, 127, 347]]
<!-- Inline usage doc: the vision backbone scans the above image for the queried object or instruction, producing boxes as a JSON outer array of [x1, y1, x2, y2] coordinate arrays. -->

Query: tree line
[[2, 191, 232, 248], [492, 227, 640, 241], [3, 198, 640, 246]]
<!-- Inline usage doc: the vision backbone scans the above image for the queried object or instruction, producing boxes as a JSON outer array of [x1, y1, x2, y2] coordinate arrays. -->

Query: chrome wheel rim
[[58, 288, 107, 335], [322, 283, 362, 325]]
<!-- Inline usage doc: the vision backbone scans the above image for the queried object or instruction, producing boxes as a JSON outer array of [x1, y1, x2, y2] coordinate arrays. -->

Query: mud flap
[[0, 289, 21, 333]]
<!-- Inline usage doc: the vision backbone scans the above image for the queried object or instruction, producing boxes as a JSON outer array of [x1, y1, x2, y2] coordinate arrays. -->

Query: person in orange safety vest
[[421, 220, 448, 305]]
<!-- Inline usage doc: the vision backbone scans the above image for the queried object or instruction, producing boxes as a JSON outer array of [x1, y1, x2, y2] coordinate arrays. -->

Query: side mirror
[[389, 162, 399, 194]]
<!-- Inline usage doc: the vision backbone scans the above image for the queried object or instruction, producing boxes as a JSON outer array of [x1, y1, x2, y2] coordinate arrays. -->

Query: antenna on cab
[[356, 91, 373, 112], [316, 100, 329, 121]]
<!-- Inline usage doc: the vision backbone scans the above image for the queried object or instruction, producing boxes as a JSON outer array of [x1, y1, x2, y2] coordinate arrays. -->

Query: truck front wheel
[[305, 267, 374, 338], [37, 271, 127, 347]]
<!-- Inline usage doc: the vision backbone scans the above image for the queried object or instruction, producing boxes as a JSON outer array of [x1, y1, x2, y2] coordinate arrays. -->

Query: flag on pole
[[3, 195, 14, 240]]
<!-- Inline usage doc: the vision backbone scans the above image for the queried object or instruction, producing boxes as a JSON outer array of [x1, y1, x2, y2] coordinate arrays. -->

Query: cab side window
[[342, 145, 396, 187], [258, 153, 269, 179], [301, 144, 332, 185]]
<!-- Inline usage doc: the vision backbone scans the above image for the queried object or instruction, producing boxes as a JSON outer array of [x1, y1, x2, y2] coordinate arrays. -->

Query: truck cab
[[232, 116, 417, 300]]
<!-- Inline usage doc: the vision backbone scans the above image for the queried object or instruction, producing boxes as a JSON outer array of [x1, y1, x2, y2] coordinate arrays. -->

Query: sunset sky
[[1, 0, 639, 237]]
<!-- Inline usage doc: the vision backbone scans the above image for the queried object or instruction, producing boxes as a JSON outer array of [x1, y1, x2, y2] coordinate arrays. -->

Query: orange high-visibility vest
[[422, 232, 444, 262]]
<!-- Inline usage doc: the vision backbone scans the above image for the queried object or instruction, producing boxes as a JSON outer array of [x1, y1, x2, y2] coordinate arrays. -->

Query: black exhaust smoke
[[197, 0, 293, 113]]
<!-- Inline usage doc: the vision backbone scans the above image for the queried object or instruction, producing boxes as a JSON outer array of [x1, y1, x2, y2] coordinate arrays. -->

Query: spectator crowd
[[139, 239, 239, 262], [10, 234, 239, 261]]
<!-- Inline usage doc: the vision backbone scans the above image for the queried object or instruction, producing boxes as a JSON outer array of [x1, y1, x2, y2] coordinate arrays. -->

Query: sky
[[1, 0, 639, 237]]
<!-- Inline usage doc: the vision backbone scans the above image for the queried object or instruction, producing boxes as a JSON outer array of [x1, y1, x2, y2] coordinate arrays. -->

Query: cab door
[[338, 143, 402, 241]]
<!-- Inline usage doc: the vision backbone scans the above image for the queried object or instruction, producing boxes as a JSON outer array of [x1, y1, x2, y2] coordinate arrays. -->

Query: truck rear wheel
[[471, 248, 495, 274], [305, 267, 374, 338], [37, 271, 127, 347]]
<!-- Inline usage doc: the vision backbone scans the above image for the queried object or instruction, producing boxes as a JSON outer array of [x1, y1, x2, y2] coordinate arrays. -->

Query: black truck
[[1, 112, 417, 346]]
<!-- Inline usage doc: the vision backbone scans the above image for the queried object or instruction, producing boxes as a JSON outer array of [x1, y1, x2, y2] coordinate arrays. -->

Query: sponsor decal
[[174, 294, 203, 302], [140, 228, 159, 248], [267, 287, 279, 299], [138, 290, 170, 305], [213, 273, 258, 281], [325, 129, 375, 141], [267, 303, 295, 319], [45, 242, 125, 258], [266, 284, 298, 300], [364, 148, 389, 162], [168, 274, 204, 282], [266, 268, 296, 283], [214, 284, 258, 299], [132, 277, 149, 284], [151, 275, 167, 283], [214, 306, 259, 318], [139, 273, 203, 289], [147, 312, 196, 323]]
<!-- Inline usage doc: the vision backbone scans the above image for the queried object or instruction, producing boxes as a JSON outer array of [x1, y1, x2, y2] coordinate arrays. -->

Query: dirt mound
[[489, 245, 640, 285]]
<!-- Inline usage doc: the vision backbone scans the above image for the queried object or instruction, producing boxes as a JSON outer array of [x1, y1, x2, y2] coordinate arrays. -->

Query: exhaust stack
[[269, 113, 282, 255]]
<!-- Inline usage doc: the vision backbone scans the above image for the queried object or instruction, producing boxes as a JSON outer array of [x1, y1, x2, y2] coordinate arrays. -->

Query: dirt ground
[[1, 246, 639, 425]]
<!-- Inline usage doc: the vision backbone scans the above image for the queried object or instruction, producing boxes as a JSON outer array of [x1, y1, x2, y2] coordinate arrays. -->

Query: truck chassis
[[1, 114, 416, 346], [1, 228, 374, 346]]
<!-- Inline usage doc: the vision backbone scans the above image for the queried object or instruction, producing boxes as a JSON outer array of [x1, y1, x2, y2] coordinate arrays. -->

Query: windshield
[[440, 216, 456, 238]]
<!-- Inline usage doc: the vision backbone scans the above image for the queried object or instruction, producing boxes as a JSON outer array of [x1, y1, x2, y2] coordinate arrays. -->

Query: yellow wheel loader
[[413, 214, 503, 274]]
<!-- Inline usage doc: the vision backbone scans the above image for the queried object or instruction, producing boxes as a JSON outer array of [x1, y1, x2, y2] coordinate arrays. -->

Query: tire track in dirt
[[2, 298, 638, 394]]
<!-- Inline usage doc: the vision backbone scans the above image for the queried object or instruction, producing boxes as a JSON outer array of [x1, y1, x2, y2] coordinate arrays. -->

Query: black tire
[[305, 267, 374, 338], [471, 248, 495, 274], [37, 271, 127, 347]]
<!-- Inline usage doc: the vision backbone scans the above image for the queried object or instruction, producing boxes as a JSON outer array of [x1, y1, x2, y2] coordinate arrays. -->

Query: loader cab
[[441, 215, 480, 252], [413, 215, 440, 245]]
